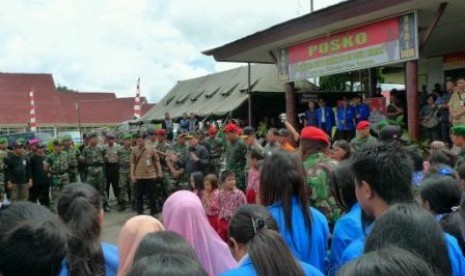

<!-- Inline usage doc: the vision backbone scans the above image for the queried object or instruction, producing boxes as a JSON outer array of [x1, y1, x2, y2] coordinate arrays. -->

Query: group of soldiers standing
[[0, 122, 253, 214]]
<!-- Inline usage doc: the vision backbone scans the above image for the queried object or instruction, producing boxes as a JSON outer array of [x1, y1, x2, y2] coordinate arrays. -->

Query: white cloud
[[0, 0, 343, 102]]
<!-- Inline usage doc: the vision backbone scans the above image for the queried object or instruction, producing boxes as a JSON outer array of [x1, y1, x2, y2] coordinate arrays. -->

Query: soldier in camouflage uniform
[[79, 132, 110, 212], [204, 126, 225, 175], [44, 140, 70, 210], [117, 133, 133, 211], [224, 123, 247, 191], [62, 135, 80, 183], [350, 121, 377, 152], [451, 125, 465, 169], [155, 129, 171, 199], [168, 132, 189, 191], [300, 126, 341, 228], [0, 137, 8, 201]]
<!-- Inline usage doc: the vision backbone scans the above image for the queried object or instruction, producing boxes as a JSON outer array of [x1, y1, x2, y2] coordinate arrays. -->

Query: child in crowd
[[202, 174, 220, 231], [190, 172, 204, 199], [246, 149, 264, 204], [218, 170, 247, 241]]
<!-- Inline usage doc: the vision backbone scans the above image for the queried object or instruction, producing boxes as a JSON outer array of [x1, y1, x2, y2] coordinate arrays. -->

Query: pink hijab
[[117, 215, 164, 276], [162, 191, 237, 276]]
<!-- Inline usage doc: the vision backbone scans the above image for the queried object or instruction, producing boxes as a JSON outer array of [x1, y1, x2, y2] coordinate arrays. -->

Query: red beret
[[208, 126, 217, 135], [224, 123, 240, 134], [356, 121, 370, 130], [155, 129, 166, 136], [300, 126, 329, 145]]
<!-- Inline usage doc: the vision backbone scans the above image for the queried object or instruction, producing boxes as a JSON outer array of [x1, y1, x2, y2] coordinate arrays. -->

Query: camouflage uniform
[[170, 142, 189, 191], [225, 139, 247, 191], [303, 152, 341, 226], [156, 141, 171, 198], [80, 145, 109, 210], [0, 148, 8, 201], [117, 145, 133, 206], [456, 148, 465, 169], [63, 146, 80, 183], [46, 150, 70, 210], [205, 136, 225, 175], [350, 135, 377, 152]]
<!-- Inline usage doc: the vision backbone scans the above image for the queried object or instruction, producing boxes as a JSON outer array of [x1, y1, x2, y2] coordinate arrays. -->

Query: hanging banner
[[278, 12, 418, 82], [444, 52, 465, 71]]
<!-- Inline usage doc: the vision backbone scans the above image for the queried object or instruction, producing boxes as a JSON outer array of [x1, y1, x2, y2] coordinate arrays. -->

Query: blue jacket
[[267, 197, 329, 273], [328, 204, 363, 276], [315, 107, 335, 132], [337, 106, 356, 131], [219, 256, 323, 276], [59, 243, 119, 276], [356, 104, 371, 122], [340, 233, 465, 276]]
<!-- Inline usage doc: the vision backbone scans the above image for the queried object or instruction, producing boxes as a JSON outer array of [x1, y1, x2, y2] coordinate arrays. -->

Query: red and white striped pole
[[133, 77, 141, 119], [29, 89, 37, 132]]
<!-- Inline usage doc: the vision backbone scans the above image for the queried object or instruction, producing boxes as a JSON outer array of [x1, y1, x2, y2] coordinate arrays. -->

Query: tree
[[319, 68, 384, 92], [56, 84, 75, 92]]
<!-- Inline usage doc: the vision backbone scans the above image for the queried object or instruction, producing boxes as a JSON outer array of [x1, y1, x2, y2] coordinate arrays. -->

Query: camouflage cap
[[106, 132, 116, 139], [0, 137, 7, 144], [451, 125, 465, 137], [122, 133, 133, 140], [61, 134, 72, 142], [87, 132, 98, 139], [14, 138, 26, 147], [52, 139, 62, 146]]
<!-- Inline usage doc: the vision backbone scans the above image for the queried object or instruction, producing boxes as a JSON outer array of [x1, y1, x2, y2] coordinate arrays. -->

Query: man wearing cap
[[243, 126, 264, 182], [117, 133, 134, 211], [145, 128, 159, 150], [29, 143, 50, 207], [131, 131, 163, 215], [224, 123, 247, 191], [350, 121, 377, 152], [169, 131, 189, 190], [263, 128, 279, 153], [155, 128, 172, 200], [378, 125, 402, 144], [300, 126, 340, 227], [0, 137, 8, 201], [451, 126, 465, 168], [78, 132, 90, 182], [80, 132, 110, 212], [62, 135, 80, 183], [277, 128, 296, 152], [104, 132, 122, 208], [4, 138, 31, 201], [205, 126, 225, 175], [45, 140, 70, 209]]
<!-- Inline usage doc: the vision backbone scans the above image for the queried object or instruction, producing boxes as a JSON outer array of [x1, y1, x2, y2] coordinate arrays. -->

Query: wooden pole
[[406, 60, 419, 141], [285, 82, 297, 128]]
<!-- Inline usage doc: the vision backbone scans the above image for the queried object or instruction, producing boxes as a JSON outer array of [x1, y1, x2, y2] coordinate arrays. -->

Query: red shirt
[[218, 188, 246, 220], [202, 189, 219, 216]]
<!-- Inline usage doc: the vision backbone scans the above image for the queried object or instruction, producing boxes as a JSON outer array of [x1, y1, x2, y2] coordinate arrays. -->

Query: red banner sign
[[278, 12, 418, 82]]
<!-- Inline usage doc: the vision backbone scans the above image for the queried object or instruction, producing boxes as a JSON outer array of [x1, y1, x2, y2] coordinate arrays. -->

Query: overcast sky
[[0, 0, 343, 102]]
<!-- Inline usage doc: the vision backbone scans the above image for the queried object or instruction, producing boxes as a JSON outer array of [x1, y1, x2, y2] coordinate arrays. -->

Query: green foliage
[[319, 69, 385, 92], [56, 85, 75, 92]]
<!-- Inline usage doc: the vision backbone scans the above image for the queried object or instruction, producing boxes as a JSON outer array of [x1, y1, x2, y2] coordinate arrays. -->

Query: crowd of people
[[2, 111, 465, 275], [2, 77, 465, 275]]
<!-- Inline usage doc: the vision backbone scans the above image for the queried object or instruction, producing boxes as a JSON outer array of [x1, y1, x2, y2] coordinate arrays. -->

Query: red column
[[406, 61, 419, 141], [285, 82, 297, 128]]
